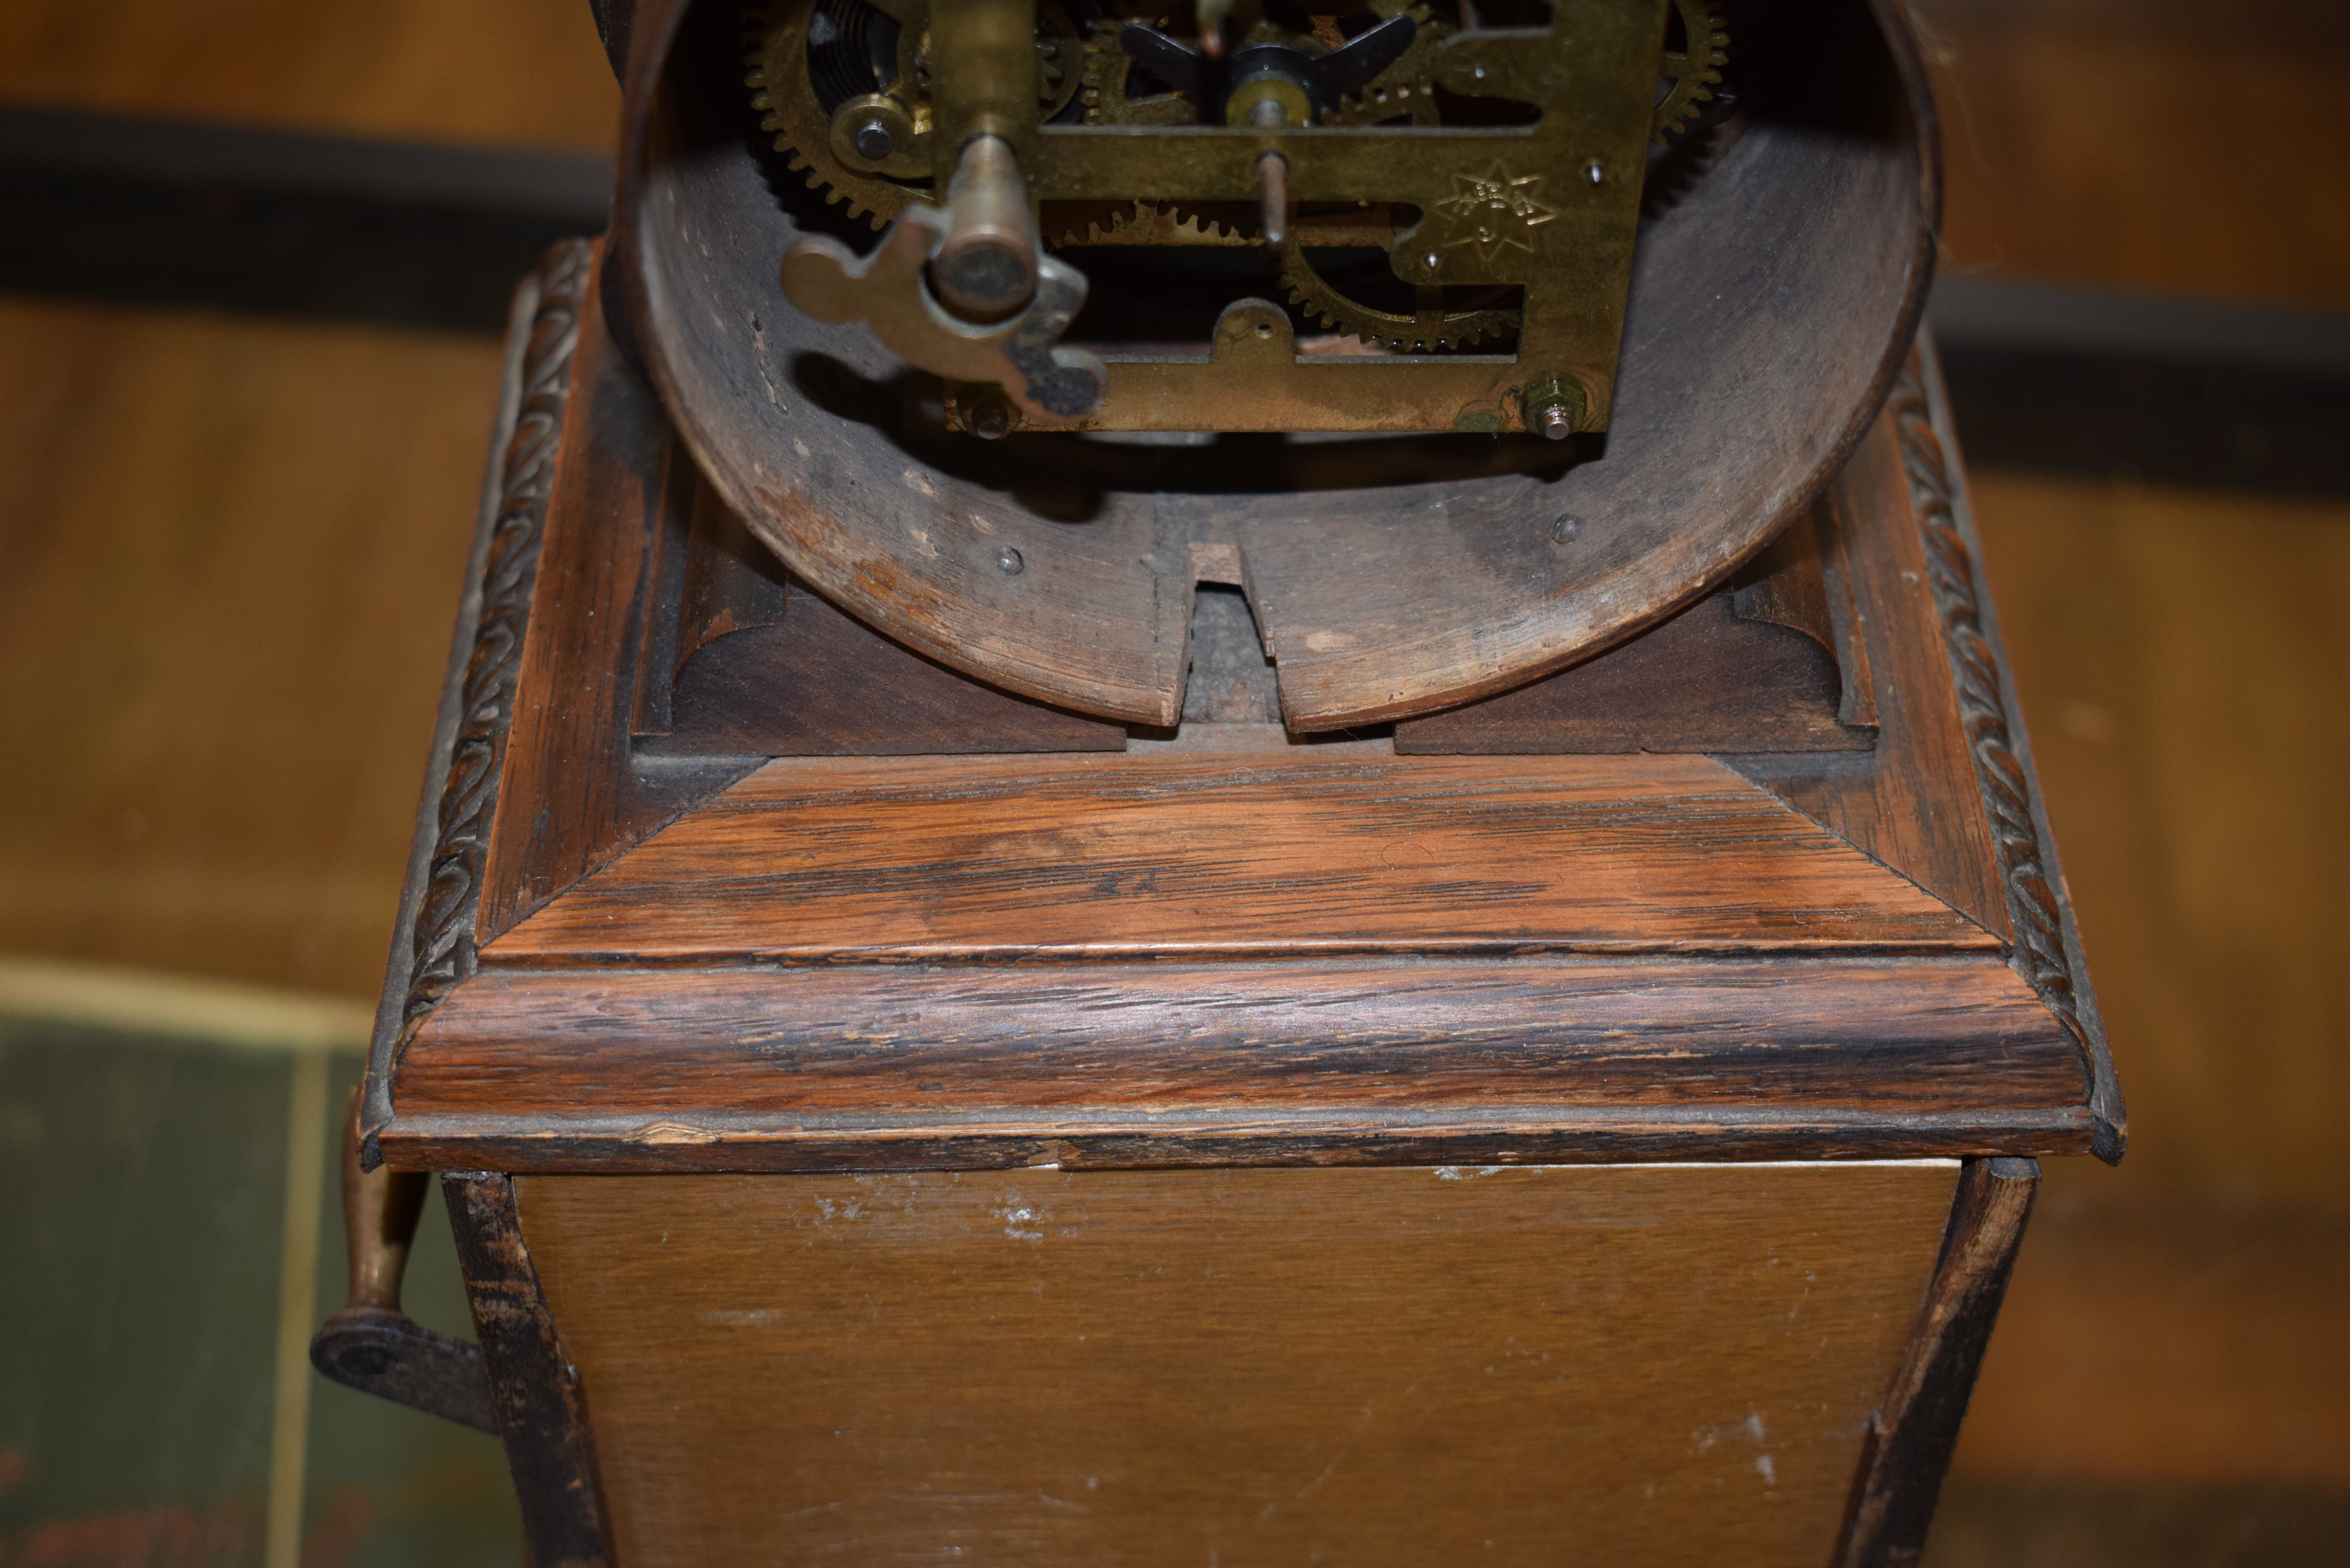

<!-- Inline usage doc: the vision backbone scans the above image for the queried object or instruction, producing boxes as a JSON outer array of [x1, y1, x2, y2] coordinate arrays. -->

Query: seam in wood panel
[[1699, 763, 2001, 946]]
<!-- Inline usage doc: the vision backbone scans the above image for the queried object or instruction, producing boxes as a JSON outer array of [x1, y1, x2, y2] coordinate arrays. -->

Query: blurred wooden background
[[0, 0, 2343, 1562]]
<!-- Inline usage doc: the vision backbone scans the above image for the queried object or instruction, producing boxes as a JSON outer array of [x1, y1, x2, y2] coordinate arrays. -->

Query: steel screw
[[1523, 373, 1586, 442], [964, 390, 1014, 441], [996, 547, 1025, 575], [853, 119, 894, 160]]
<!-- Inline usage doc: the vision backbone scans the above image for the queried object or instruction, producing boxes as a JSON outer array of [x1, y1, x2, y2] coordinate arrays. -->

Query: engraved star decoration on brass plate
[[1433, 164, 1560, 262]]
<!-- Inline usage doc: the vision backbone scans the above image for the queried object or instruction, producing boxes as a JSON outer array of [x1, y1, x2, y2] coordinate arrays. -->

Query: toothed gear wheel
[[1078, 21, 1196, 125], [1326, 5, 1448, 128], [1280, 245, 1519, 353], [747, 0, 916, 229], [1653, 0, 1729, 144], [748, 0, 1090, 228], [1046, 199, 1256, 248]]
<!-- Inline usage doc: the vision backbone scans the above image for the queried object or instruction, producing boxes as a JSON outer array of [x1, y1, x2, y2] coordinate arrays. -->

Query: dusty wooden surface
[[516, 1160, 1957, 1568], [1397, 509, 1881, 753], [631, 483, 1124, 756], [1394, 588, 1870, 754], [1731, 403, 2011, 941]]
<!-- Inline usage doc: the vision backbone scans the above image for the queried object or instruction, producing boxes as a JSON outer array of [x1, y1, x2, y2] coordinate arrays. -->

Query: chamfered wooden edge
[[377, 953, 2096, 1173], [360, 238, 593, 1166], [1835, 1154, 2038, 1568], [1898, 340, 2125, 1162], [444, 1171, 613, 1568]]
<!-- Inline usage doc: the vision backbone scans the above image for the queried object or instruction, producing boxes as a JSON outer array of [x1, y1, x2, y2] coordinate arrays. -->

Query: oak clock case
[[307, 2, 2123, 1567]]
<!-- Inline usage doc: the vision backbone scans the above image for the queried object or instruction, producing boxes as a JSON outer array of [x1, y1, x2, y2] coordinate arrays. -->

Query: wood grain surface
[[653, 568, 1127, 757], [1732, 405, 2012, 941], [488, 750, 1994, 964], [1397, 507, 1883, 754], [383, 955, 2089, 1170], [514, 1161, 1958, 1568], [378, 266, 2099, 1180], [475, 255, 753, 942]]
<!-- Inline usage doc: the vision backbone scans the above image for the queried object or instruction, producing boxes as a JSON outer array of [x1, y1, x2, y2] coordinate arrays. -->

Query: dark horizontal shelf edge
[[376, 1105, 2101, 1173]]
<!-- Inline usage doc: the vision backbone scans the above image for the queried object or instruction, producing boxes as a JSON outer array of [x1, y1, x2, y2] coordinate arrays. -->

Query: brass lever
[[307, 1087, 497, 1432]]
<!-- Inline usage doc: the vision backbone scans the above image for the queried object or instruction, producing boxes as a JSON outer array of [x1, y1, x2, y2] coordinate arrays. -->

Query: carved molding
[[396, 240, 595, 1061], [1889, 353, 2122, 1158]]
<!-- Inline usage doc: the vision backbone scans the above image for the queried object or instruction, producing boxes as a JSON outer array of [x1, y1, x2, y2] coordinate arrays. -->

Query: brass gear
[[1309, 5, 1518, 350], [748, 0, 1089, 229], [746, 0, 918, 228], [1078, 21, 1196, 125], [1280, 236, 1519, 353], [1325, 5, 1447, 128], [1653, 0, 1729, 144], [1046, 199, 1257, 248]]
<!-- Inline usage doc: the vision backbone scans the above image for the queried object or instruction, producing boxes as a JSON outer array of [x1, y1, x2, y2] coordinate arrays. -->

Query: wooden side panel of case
[[629, 478, 1126, 756], [513, 1161, 1959, 1568]]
